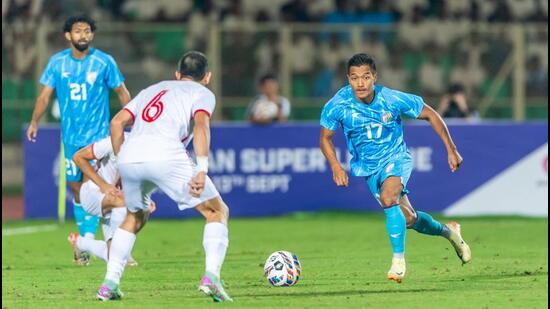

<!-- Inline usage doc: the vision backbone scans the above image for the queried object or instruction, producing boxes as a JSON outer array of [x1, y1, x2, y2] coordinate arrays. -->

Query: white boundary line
[[2, 224, 59, 236]]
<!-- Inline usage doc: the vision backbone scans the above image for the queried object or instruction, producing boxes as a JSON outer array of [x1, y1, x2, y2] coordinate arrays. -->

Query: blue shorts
[[63, 143, 84, 182], [365, 152, 413, 204]]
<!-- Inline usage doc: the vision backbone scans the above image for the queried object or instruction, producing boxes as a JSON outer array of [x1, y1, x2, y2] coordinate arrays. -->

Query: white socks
[[109, 208, 127, 233], [203, 222, 229, 278], [77, 236, 108, 262], [105, 228, 136, 285]]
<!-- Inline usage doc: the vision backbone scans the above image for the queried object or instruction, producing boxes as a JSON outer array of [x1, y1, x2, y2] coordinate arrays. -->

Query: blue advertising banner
[[23, 122, 548, 218]]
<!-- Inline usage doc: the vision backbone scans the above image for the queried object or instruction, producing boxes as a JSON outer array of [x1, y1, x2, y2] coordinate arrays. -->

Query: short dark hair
[[347, 53, 377, 73], [258, 73, 278, 85], [63, 14, 97, 33], [177, 51, 209, 81], [448, 83, 465, 94]]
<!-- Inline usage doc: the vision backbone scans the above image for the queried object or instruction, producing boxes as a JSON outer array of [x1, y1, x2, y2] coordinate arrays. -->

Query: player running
[[26, 15, 131, 262], [320, 53, 471, 283], [70, 134, 155, 266], [96, 51, 232, 302]]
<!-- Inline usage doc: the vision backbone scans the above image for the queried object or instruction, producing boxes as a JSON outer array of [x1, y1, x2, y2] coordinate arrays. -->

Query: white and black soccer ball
[[263, 251, 302, 286]]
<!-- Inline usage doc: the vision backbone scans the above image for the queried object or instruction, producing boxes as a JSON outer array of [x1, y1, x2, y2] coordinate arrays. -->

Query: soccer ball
[[263, 251, 302, 286]]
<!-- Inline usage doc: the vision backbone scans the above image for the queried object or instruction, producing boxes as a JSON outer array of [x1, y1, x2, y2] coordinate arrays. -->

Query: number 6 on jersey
[[142, 90, 167, 122]]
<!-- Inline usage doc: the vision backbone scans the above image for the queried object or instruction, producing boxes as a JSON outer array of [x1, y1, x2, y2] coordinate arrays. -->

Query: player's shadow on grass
[[234, 288, 443, 298], [435, 269, 548, 283]]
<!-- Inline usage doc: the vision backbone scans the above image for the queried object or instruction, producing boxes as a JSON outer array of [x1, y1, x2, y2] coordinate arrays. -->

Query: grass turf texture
[[3, 213, 548, 308]]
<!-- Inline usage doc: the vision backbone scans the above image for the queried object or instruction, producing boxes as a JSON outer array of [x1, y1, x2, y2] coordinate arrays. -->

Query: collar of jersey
[[69, 47, 95, 61]]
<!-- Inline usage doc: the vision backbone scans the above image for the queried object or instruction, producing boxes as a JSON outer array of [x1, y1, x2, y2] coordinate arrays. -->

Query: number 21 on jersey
[[70, 83, 87, 100]]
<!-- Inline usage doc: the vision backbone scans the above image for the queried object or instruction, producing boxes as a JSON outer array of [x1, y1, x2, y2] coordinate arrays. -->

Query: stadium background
[[2, 1, 548, 307], [3, 0, 548, 218]]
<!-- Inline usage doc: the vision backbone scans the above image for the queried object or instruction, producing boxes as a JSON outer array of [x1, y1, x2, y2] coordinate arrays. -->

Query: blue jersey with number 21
[[40, 48, 124, 147], [320, 84, 425, 177]]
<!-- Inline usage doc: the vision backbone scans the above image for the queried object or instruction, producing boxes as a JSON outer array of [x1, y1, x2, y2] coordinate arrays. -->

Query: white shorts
[[118, 159, 220, 213], [80, 180, 105, 217]]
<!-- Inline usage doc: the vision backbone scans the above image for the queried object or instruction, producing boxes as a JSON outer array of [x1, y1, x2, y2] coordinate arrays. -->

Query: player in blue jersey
[[320, 53, 471, 283], [26, 15, 131, 264]]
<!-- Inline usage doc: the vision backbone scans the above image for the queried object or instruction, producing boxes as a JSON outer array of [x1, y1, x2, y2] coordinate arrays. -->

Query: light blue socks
[[73, 201, 99, 237], [384, 205, 407, 257], [411, 211, 450, 238]]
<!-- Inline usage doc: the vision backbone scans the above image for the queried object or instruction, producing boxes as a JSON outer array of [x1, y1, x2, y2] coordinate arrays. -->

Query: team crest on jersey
[[382, 112, 393, 123], [87, 71, 98, 85]]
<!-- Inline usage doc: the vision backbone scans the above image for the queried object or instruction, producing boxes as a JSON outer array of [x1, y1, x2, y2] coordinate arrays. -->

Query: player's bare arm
[[110, 108, 134, 156], [114, 83, 131, 106], [190, 111, 211, 197], [418, 104, 463, 172], [320, 127, 349, 187], [26, 85, 54, 142], [73, 146, 118, 195]]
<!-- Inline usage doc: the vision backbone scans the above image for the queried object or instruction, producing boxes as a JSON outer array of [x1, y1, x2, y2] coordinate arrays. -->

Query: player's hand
[[332, 166, 349, 187], [448, 149, 463, 173], [100, 184, 120, 196], [147, 201, 157, 214], [189, 172, 206, 197], [26, 121, 38, 142]]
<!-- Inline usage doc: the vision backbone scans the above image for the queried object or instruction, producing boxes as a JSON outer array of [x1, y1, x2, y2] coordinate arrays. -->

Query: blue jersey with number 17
[[320, 84, 425, 177], [40, 48, 124, 147]]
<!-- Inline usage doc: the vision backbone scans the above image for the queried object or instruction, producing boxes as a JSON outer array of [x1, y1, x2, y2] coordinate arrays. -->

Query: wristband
[[196, 156, 209, 173]]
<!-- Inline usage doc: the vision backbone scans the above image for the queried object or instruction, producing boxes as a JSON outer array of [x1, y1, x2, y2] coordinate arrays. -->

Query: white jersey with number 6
[[119, 80, 215, 164]]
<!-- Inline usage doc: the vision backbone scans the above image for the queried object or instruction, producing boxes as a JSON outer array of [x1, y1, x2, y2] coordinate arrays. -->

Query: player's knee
[[199, 197, 229, 224], [380, 194, 399, 208], [124, 210, 147, 233]]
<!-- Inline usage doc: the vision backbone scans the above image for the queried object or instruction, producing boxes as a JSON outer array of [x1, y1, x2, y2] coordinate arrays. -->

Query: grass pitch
[[2, 213, 548, 308]]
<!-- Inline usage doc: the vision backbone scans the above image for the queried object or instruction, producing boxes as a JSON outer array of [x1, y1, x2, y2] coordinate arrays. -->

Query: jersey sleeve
[[122, 91, 141, 122], [91, 136, 113, 160], [105, 55, 125, 89], [39, 58, 57, 88], [192, 88, 216, 118], [320, 99, 342, 131], [392, 89, 425, 118]]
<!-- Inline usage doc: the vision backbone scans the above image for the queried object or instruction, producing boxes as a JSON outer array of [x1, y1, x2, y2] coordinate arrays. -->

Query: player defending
[[26, 15, 131, 258], [70, 135, 155, 266], [320, 53, 471, 283], [96, 51, 232, 302]]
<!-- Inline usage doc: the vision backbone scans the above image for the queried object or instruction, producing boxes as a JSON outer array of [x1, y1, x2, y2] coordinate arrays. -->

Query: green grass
[[2, 213, 548, 308]]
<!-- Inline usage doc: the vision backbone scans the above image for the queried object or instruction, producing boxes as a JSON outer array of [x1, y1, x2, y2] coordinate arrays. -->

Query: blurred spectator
[[528, 0, 548, 22], [281, 0, 310, 22], [449, 52, 485, 97], [362, 30, 389, 65], [507, 0, 536, 21], [398, 5, 429, 51], [379, 53, 408, 90], [419, 45, 446, 97], [357, 0, 400, 25], [488, 0, 513, 22], [247, 73, 291, 124], [322, 0, 355, 23], [526, 55, 548, 96], [437, 83, 476, 119]]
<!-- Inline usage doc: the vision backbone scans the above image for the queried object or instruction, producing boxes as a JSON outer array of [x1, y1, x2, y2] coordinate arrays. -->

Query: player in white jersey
[[96, 51, 232, 302], [70, 135, 155, 266]]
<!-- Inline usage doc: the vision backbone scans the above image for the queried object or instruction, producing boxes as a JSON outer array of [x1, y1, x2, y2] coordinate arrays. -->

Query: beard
[[72, 40, 89, 52]]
